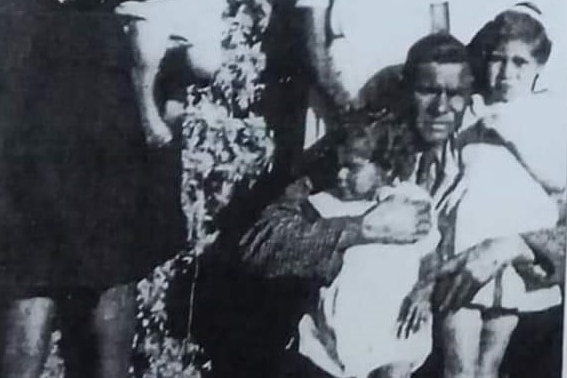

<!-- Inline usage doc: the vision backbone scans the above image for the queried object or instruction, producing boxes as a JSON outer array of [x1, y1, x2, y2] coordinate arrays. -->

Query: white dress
[[455, 94, 564, 311], [298, 184, 440, 378]]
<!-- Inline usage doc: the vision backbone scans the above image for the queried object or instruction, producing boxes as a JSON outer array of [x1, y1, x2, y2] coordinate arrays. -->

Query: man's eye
[[446, 89, 465, 98], [512, 57, 528, 67], [415, 87, 438, 95]]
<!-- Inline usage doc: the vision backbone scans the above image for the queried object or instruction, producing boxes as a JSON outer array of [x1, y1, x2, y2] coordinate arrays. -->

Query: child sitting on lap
[[297, 124, 440, 378]]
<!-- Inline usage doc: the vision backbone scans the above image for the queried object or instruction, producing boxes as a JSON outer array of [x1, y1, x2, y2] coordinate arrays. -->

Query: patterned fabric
[[240, 177, 363, 284]]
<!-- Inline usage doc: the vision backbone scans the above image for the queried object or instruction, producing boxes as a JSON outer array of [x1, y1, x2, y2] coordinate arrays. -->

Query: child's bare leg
[[441, 308, 483, 378], [92, 282, 137, 378], [477, 311, 518, 378], [0, 297, 56, 378], [367, 362, 413, 378]]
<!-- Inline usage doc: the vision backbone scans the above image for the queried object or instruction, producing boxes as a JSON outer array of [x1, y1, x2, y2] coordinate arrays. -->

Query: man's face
[[411, 62, 472, 145], [486, 39, 542, 104]]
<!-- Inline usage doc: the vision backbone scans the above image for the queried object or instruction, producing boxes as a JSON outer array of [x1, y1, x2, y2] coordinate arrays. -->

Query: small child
[[297, 124, 440, 378]]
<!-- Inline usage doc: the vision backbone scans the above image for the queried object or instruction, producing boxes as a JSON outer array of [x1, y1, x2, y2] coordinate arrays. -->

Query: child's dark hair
[[339, 112, 417, 182], [468, 3, 552, 92]]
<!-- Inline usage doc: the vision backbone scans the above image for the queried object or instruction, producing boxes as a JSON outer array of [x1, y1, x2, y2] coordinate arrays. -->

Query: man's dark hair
[[402, 33, 470, 86]]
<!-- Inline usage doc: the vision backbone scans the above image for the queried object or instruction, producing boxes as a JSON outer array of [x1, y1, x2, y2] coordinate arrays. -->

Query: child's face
[[336, 147, 387, 201], [486, 39, 542, 104]]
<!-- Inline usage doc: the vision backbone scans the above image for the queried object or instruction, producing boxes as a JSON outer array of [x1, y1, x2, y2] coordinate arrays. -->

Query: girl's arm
[[128, 19, 174, 147]]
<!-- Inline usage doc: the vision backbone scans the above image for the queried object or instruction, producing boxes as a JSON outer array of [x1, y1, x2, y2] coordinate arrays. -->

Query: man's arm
[[239, 176, 433, 283], [239, 178, 363, 284], [436, 228, 564, 312], [521, 225, 566, 287]]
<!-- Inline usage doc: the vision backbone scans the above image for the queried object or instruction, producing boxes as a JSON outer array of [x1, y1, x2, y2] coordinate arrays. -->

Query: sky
[[329, 0, 566, 95]]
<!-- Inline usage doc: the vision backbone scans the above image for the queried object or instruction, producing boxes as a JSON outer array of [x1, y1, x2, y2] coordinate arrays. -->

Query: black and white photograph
[[0, 0, 564, 378]]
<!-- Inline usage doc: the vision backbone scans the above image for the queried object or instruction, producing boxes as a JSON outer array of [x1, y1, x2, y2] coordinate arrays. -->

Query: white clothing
[[299, 185, 440, 378], [455, 96, 564, 311]]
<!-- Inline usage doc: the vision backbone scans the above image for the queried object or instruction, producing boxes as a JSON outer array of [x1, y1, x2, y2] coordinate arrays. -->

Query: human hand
[[361, 197, 432, 244], [142, 113, 174, 148], [513, 261, 557, 291], [435, 237, 523, 313], [397, 283, 433, 339]]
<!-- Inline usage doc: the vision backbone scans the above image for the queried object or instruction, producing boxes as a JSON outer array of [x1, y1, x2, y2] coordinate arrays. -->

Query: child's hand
[[396, 283, 433, 339], [362, 196, 432, 244]]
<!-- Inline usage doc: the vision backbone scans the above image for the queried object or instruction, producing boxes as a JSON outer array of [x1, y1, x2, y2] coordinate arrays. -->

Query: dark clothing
[[153, 45, 212, 114], [502, 306, 564, 378], [278, 351, 337, 378], [0, 1, 185, 292], [239, 175, 363, 284]]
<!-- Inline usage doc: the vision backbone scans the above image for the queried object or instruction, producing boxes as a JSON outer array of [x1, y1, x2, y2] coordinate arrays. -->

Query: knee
[[2, 297, 55, 357], [438, 310, 483, 378], [92, 284, 137, 340], [443, 355, 477, 378]]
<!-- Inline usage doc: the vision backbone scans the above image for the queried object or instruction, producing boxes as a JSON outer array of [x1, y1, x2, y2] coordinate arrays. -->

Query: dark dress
[[0, 0, 186, 294]]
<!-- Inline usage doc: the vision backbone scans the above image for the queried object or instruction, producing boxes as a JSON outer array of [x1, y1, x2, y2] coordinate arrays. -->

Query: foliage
[[132, 0, 273, 377]]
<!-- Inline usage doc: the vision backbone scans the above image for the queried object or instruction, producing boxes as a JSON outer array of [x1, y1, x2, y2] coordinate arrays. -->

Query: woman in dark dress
[[0, 1, 185, 377]]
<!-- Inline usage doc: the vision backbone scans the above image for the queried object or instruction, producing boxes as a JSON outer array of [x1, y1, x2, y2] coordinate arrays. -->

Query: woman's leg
[[476, 311, 518, 378], [92, 282, 137, 378], [440, 308, 483, 378], [0, 297, 56, 378]]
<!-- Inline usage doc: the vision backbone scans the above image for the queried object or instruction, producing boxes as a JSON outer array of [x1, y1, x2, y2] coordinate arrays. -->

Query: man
[[234, 33, 474, 378]]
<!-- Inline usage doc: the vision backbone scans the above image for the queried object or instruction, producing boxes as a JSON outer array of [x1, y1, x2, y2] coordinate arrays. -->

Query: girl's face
[[336, 148, 386, 201], [486, 39, 543, 103]]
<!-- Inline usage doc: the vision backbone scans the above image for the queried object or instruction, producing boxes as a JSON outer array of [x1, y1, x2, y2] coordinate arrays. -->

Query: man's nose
[[432, 91, 450, 114], [337, 167, 349, 182]]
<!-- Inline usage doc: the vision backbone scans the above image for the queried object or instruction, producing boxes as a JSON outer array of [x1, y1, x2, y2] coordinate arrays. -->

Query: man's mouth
[[430, 121, 452, 130]]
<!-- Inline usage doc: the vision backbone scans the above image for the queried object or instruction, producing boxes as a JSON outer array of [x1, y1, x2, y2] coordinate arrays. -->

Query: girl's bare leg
[[0, 297, 56, 378], [368, 362, 413, 378], [441, 308, 483, 378], [92, 283, 137, 378], [477, 312, 518, 378]]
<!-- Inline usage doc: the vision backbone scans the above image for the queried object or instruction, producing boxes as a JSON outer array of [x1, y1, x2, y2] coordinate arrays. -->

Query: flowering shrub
[[132, 0, 273, 377], [41, 0, 272, 377]]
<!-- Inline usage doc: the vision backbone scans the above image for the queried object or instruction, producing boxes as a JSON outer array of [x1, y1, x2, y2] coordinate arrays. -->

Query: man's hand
[[361, 197, 432, 244], [434, 236, 526, 313], [397, 282, 433, 339]]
